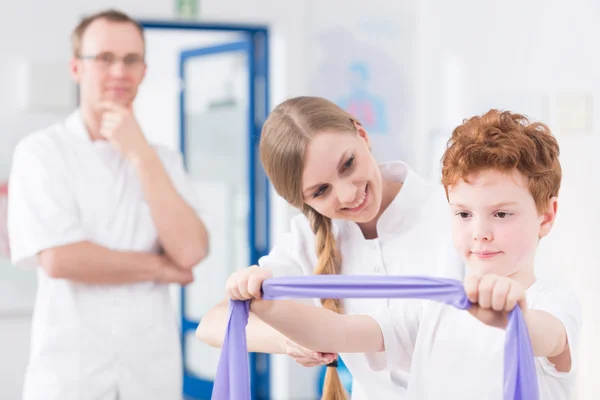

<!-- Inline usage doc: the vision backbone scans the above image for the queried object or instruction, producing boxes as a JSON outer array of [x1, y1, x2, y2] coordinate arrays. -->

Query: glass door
[[179, 34, 270, 400]]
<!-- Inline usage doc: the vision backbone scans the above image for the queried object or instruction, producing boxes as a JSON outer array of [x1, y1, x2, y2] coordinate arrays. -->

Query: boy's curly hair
[[441, 109, 562, 213]]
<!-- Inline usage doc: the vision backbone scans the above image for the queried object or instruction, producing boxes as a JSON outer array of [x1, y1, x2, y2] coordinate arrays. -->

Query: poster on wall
[[306, 0, 418, 165]]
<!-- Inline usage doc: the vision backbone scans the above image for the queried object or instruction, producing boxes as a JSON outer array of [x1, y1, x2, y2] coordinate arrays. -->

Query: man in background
[[8, 9, 209, 400]]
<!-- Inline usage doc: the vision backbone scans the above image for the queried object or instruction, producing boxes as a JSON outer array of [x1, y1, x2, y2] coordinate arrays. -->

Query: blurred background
[[0, 0, 598, 399]]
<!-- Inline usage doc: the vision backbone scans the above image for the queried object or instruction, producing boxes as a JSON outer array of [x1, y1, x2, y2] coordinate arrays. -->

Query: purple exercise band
[[211, 275, 539, 400]]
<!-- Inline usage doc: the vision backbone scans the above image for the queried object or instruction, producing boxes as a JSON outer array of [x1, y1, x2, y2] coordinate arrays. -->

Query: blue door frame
[[139, 20, 271, 400]]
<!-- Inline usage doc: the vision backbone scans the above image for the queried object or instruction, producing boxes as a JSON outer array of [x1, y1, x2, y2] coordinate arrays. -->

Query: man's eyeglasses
[[78, 52, 145, 69]]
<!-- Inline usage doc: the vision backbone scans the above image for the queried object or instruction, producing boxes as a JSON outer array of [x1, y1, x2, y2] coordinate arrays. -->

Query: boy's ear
[[539, 197, 558, 238]]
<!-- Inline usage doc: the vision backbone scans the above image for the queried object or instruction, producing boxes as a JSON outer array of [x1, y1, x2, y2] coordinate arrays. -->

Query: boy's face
[[448, 169, 557, 277]]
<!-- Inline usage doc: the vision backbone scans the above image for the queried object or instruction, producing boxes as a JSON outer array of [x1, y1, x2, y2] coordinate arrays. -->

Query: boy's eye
[[313, 185, 328, 198], [495, 212, 511, 219], [456, 212, 471, 219]]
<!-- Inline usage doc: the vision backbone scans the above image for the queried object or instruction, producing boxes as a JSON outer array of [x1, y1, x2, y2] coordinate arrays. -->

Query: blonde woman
[[197, 96, 464, 399]]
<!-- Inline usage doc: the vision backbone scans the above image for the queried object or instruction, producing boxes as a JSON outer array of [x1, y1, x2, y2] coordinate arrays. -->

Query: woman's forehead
[[302, 133, 356, 186]]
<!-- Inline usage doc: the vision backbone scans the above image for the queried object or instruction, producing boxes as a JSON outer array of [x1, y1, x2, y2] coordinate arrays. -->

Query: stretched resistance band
[[211, 275, 539, 400]]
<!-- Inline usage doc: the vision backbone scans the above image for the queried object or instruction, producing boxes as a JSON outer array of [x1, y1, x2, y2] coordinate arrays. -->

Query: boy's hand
[[225, 265, 272, 300], [464, 273, 527, 329]]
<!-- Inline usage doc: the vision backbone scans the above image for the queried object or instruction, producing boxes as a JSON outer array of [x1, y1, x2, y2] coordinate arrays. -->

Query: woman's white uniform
[[8, 110, 205, 400], [259, 161, 465, 399]]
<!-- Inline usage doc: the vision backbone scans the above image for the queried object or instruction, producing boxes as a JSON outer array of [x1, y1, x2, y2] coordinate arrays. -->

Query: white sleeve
[[258, 216, 320, 306], [530, 285, 582, 378], [7, 140, 86, 267], [364, 300, 422, 372], [258, 215, 315, 277], [258, 231, 305, 277]]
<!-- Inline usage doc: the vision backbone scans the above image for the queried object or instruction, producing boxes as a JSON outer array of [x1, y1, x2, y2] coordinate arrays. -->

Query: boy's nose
[[473, 224, 493, 242]]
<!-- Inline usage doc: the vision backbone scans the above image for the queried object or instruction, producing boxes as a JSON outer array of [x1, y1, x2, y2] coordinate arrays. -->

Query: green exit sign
[[176, 0, 198, 18]]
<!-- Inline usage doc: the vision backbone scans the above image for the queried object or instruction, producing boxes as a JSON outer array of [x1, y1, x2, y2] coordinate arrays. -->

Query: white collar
[[64, 109, 93, 142]]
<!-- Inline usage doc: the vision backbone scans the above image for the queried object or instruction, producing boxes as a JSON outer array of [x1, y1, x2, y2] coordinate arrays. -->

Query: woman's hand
[[285, 338, 337, 367], [225, 265, 272, 300]]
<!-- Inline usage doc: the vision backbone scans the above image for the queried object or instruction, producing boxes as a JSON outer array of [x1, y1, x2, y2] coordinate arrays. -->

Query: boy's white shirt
[[259, 161, 465, 400], [368, 279, 582, 400]]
